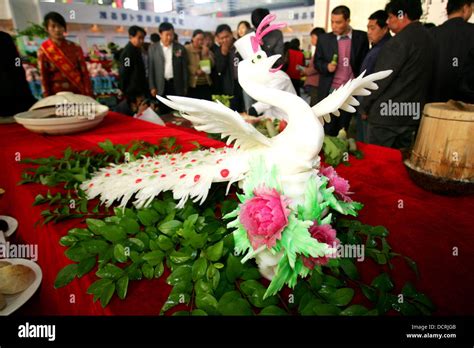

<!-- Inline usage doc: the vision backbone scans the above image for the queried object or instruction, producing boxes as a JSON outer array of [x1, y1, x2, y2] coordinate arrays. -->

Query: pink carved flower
[[239, 186, 291, 250], [303, 222, 340, 268], [319, 166, 352, 202]]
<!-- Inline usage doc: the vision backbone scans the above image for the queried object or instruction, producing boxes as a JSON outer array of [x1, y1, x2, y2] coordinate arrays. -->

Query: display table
[[0, 112, 473, 315]]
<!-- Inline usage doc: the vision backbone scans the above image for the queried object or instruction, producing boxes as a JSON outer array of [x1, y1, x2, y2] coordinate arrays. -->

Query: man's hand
[[327, 62, 337, 73], [150, 88, 157, 97]]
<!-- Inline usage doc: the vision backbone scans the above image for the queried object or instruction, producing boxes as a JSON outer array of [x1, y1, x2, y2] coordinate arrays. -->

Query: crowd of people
[[115, 8, 285, 116], [1, 0, 473, 150]]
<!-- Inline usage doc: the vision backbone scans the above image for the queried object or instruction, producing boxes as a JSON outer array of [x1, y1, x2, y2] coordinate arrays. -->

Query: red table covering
[[0, 111, 473, 315]]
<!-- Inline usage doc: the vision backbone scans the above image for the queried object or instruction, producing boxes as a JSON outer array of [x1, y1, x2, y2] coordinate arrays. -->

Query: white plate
[[14, 105, 108, 135], [0, 258, 42, 316], [0, 216, 18, 238]]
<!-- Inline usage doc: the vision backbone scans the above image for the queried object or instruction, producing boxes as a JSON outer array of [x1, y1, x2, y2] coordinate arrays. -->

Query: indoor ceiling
[[174, 0, 315, 17], [43, 0, 315, 17]]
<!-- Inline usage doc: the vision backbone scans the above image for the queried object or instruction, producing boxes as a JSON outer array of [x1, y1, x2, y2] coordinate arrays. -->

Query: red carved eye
[[180, 174, 186, 179], [88, 183, 94, 188], [153, 170, 159, 173], [117, 169, 123, 174], [105, 173, 110, 177], [135, 178, 142, 183], [154, 161, 160, 165], [191, 159, 196, 163], [220, 169, 229, 178], [194, 175, 200, 182], [161, 174, 166, 178]]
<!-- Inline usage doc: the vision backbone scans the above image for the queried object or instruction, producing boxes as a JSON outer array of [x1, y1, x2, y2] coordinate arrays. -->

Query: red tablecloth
[[0, 112, 473, 315]]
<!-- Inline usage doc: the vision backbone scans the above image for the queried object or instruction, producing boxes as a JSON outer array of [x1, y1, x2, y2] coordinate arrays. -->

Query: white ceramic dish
[[0, 215, 18, 238], [14, 91, 109, 135], [14, 105, 108, 135], [0, 258, 42, 316], [29, 91, 99, 110]]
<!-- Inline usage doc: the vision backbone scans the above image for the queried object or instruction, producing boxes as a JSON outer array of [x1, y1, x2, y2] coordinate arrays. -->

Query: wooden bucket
[[404, 101, 474, 194]]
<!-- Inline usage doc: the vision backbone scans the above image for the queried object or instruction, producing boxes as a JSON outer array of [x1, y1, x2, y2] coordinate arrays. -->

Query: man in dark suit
[[430, 0, 474, 104], [119, 26, 149, 100], [359, 0, 436, 149], [211, 24, 244, 112], [0, 31, 37, 117], [356, 10, 392, 142], [148, 22, 188, 114], [251, 8, 285, 67], [314, 5, 369, 136]]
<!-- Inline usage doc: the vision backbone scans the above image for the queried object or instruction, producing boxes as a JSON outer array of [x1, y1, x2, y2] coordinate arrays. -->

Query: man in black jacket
[[314, 5, 369, 136], [0, 31, 37, 117], [356, 10, 392, 142], [119, 26, 149, 99], [211, 24, 243, 112], [430, 0, 474, 103], [359, 0, 436, 149]]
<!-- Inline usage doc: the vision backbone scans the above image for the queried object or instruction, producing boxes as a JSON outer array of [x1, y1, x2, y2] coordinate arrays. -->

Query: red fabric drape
[[0, 112, 472, 315]]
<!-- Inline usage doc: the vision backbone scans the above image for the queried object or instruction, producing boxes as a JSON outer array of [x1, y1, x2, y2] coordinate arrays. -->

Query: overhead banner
[[38, 1, 217, 30]]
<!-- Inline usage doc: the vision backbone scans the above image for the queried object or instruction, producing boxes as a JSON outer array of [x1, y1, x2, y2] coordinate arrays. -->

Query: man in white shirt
[[148, 22, 188, 114]]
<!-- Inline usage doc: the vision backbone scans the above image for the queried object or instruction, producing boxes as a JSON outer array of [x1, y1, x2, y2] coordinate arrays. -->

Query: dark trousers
[[324, 110, 352, 136], [323, 87, 352, 136], [158, 79, 176, 115], [367, 124, 418, 149], [291, 78, 301, 96], [230, 80, 244, 112], [354, 113, 368, 142], [188, 84, 212, 101], [306, 85, 319, 107]]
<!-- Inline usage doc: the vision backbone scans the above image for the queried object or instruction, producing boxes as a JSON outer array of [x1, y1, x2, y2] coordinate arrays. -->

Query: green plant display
[[20, 140, 434, 315]]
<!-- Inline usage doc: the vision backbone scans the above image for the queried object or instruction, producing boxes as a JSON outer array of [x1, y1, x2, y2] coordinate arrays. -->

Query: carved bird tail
[[82, 147, 247, 209]]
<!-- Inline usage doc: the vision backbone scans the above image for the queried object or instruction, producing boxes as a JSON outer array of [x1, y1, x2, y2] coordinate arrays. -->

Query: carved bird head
[[238, 51, 282, 85], [235, 13, 286, 86]]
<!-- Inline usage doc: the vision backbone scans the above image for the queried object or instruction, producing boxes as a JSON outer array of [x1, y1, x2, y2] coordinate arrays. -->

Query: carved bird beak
[[265, 54, 282, 73]]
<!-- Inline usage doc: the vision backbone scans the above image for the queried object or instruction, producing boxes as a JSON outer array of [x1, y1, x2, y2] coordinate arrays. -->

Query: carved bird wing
[[312, 70, 392, 123], [158, 95, 272, 151]]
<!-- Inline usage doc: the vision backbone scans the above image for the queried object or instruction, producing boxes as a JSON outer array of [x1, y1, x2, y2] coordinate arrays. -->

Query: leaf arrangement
[[211, 95, 234, 108], [322, 135, 363, 167], [20, 141, 435, 315], [20, 137, 181, 224]]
